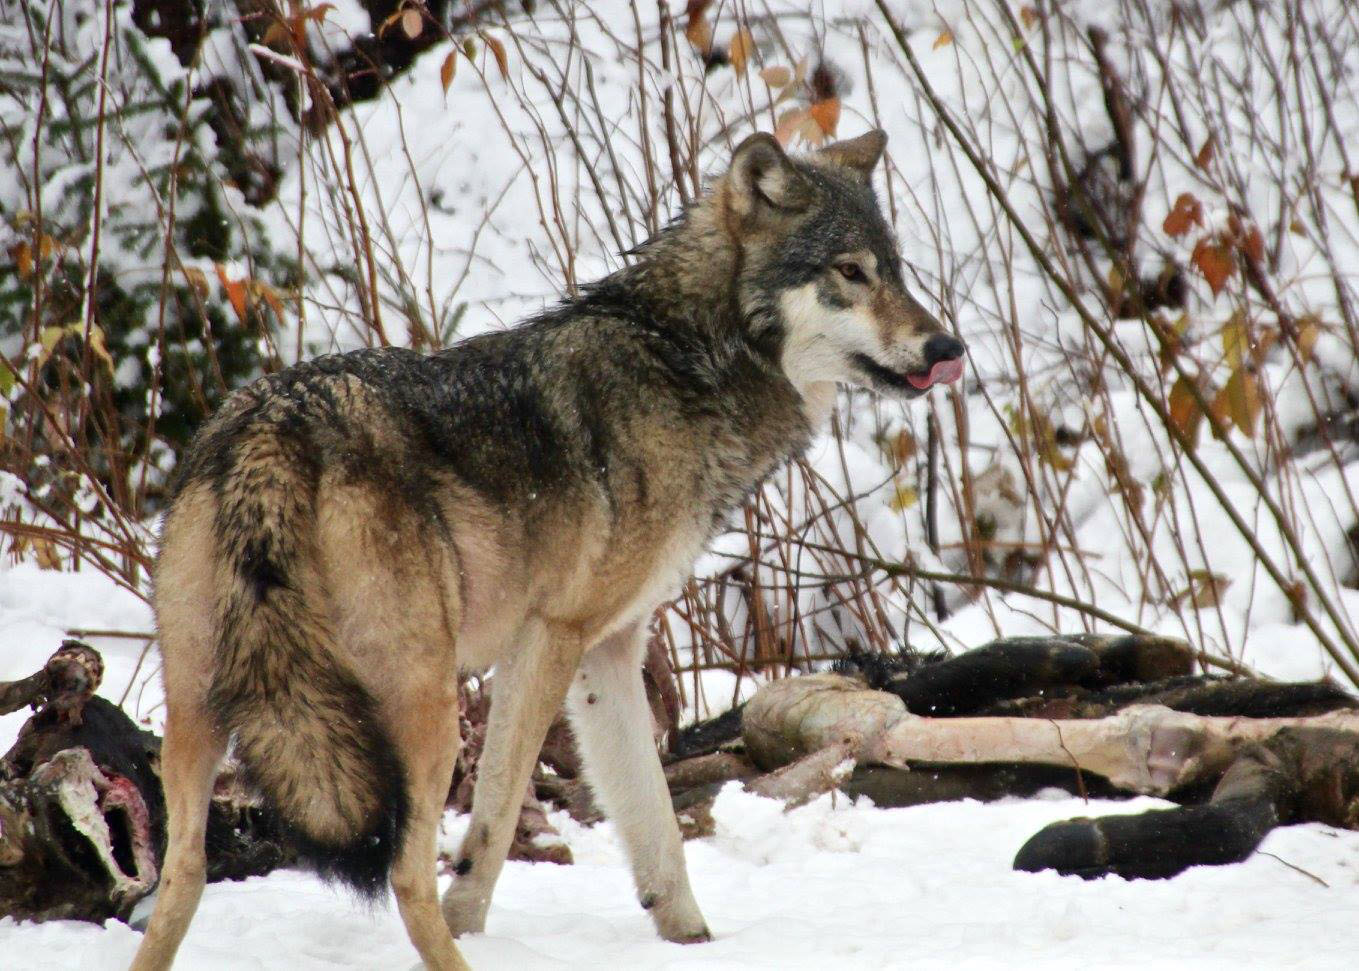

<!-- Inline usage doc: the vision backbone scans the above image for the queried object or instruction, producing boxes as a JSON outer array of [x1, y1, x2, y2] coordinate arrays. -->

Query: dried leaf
[[1221, 367, 1261, 437], [401, 7, 423, 40], [1195, 135, 1216, 170], [685, 14, 713, 54], [933, 30, 954, 50], [1170, 570, 1230, 610], [808, 98, 841, 139], [798, 114, 827, 147], [261, 18, 297, 50], [1162, 192, 1203, 238], [759, 65, 792, 88], [12, 240, 32, 280], [252, 282, 288, 322], [773, 108, 807, 146], [1019, 6, 1041, 28], [1249, 327, 1279, 368], [728, 28, 755, 73], [181, 265, 209, 298], [809, 60, 838, 101], [1191, 237, 1236, 297], [38, 324, 69, 365], [1220, 309, 1247, 370], [888, 483, 918, 511], [483, 32, 509, 81], [888, 428, 917, 465], [216, 264, 249, 322], [1296, 317, 1320, 366], [1107, 264, 1125, 304], [86, 325, 114, 373], [34, 537, 62, 571], [440, 50, 457, 94], [304, 3, 335, 22], [1168, 375, 1204, 448], [1241, 224, 1265, 265]]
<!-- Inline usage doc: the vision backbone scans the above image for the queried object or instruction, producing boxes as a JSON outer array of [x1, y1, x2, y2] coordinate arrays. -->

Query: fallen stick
[[744, 674, 1359, 796]]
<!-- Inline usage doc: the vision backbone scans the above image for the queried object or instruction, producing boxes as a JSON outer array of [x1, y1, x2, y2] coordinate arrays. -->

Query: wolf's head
[[720, 131, 964, 405]]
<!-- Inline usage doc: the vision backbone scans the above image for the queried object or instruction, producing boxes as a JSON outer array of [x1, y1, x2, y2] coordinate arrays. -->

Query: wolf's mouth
[[906, 357, 964, 390], [852, 354, 964, 395]]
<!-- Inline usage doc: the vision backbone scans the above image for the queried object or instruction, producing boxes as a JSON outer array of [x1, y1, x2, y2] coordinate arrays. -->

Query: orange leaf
[[440, 50, 457, 94], [1195, 135, 1216, 170], [11, 240, 32, 280], [729, 28, 755, 73], [304, 2, 335, 22], [401, 7, 423, 40], [685, 15, 713, 54], [890, 428, 917, 465], [933, 30, 954, 49], [1168, 375, 1204, 448], [1162, 192, 1203, 237], [1019, 6, 1041, 28], [215, 264, 249, 322], [808, 98, 841, 138], [253, 282, 288, 322], [483, 33, 509, 80], [1241, 224, 1265, 264], [1191, 237, 1236, 297]]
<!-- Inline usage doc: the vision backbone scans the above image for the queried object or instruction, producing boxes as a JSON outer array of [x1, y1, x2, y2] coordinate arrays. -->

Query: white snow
[[5, 778, 1358, 969], [4, 587, 1359, 968]]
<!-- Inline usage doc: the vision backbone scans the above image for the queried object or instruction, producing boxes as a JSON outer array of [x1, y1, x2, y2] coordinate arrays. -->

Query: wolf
[[130, 129, 965, 970]]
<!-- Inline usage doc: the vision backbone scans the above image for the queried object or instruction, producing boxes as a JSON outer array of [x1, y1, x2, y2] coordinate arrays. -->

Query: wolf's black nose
[[923, 334, 965, 366]]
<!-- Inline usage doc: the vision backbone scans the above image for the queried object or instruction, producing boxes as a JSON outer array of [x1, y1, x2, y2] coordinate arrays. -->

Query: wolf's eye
[[836, 261, 866, 283]]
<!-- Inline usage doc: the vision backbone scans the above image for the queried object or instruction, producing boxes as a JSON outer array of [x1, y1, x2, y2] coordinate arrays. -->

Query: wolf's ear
[[727, 133, 813, 221], [818, 129, 887, 180]]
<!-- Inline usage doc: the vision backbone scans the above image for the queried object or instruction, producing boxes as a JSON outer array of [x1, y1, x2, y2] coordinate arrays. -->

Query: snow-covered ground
[[9, 787, 1359, 970], [3, 570, 1358, 969]]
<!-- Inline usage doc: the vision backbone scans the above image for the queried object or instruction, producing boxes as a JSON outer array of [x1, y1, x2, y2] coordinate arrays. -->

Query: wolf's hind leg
[[128, 702, 225, 971], [389, 677, 469, 971], [441, 620, 584, 937], [566, 622, 710, 943]]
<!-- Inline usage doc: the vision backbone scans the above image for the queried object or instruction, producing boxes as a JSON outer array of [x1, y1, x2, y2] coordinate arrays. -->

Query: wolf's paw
[[664, 926, 713, 945], [441, 885, 490, 938], [648, 893, 711, 944]]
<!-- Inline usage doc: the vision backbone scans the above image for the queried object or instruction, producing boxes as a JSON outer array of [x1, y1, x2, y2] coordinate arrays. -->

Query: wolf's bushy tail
[[207, 423, 409, 898]]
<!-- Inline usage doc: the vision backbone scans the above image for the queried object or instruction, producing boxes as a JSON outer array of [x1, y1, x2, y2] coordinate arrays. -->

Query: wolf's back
[[198, 403, 409, 897]]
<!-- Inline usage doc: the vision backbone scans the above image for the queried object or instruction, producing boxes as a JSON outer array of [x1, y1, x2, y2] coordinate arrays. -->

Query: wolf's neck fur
[[585, 185, 751, 340], [564, 185, 815, 508]]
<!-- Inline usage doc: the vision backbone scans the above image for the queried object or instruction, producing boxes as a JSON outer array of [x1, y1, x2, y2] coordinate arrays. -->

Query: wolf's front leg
[[442, 619, 585, 937], [566, 621, 711, 943]]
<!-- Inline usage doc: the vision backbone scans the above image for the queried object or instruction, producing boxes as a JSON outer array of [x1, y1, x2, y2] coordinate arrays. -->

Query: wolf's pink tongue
[[907, 357, 964, 390]]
